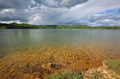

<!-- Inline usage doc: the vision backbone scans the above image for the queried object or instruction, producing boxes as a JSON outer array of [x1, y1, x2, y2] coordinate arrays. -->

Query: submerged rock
[[41, 63, 63, 70]]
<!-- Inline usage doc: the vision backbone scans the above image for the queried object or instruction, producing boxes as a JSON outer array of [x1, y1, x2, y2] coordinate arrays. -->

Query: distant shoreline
[[0, 23, 120, 29]]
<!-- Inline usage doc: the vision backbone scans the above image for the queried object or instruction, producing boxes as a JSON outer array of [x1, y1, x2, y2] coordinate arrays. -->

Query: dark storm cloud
[[0, 8, 32, 22], [0, 0, 36, 22], [0, 0, 36, 10], [35, 0, 88, 8]]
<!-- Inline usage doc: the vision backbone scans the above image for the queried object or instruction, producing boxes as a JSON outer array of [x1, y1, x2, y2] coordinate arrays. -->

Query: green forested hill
[[0, 23, 120, 29]]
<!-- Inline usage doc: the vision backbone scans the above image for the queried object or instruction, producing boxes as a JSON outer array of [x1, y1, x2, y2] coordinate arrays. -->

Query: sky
[[0, 0, 120, 26]]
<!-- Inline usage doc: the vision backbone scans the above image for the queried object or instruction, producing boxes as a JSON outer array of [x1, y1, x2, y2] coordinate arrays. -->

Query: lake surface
[[0, 29, 120, 79], [0, 29, 120, 55]]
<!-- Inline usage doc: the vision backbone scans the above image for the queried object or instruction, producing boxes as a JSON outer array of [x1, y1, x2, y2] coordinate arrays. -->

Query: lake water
[[0, 29, 120, 56], [0, 29, 120, 79]]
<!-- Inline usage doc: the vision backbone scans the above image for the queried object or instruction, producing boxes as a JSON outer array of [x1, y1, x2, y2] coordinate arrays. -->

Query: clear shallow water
[[0, 29, 120, 55]]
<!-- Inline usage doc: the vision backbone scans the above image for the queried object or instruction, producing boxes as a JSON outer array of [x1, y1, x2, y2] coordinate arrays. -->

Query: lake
[[0, 29, 120, 79], [0, 29, 120, 56]]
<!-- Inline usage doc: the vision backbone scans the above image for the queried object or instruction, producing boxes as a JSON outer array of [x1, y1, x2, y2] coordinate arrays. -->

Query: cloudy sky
[[0, 0, 120, 26]]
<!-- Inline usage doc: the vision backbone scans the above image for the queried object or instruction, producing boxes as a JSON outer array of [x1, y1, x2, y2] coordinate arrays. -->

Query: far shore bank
[[0, 23, 120, 29]]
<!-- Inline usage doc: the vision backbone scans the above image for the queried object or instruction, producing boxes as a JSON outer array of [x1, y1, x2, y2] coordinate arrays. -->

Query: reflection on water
[[0, 29, 120, 55]]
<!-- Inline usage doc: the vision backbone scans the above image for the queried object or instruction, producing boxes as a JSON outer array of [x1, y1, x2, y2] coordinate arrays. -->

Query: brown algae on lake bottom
[[0, 45, 120, 79]]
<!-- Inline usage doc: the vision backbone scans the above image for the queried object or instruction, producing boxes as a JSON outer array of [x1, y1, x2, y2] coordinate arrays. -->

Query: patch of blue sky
[[96, 9, 114, 14], [96, 8, 120, 15]]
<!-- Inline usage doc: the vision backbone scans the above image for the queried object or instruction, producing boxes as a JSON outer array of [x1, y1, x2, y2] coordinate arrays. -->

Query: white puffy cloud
[[58, 0, 120, 26]]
